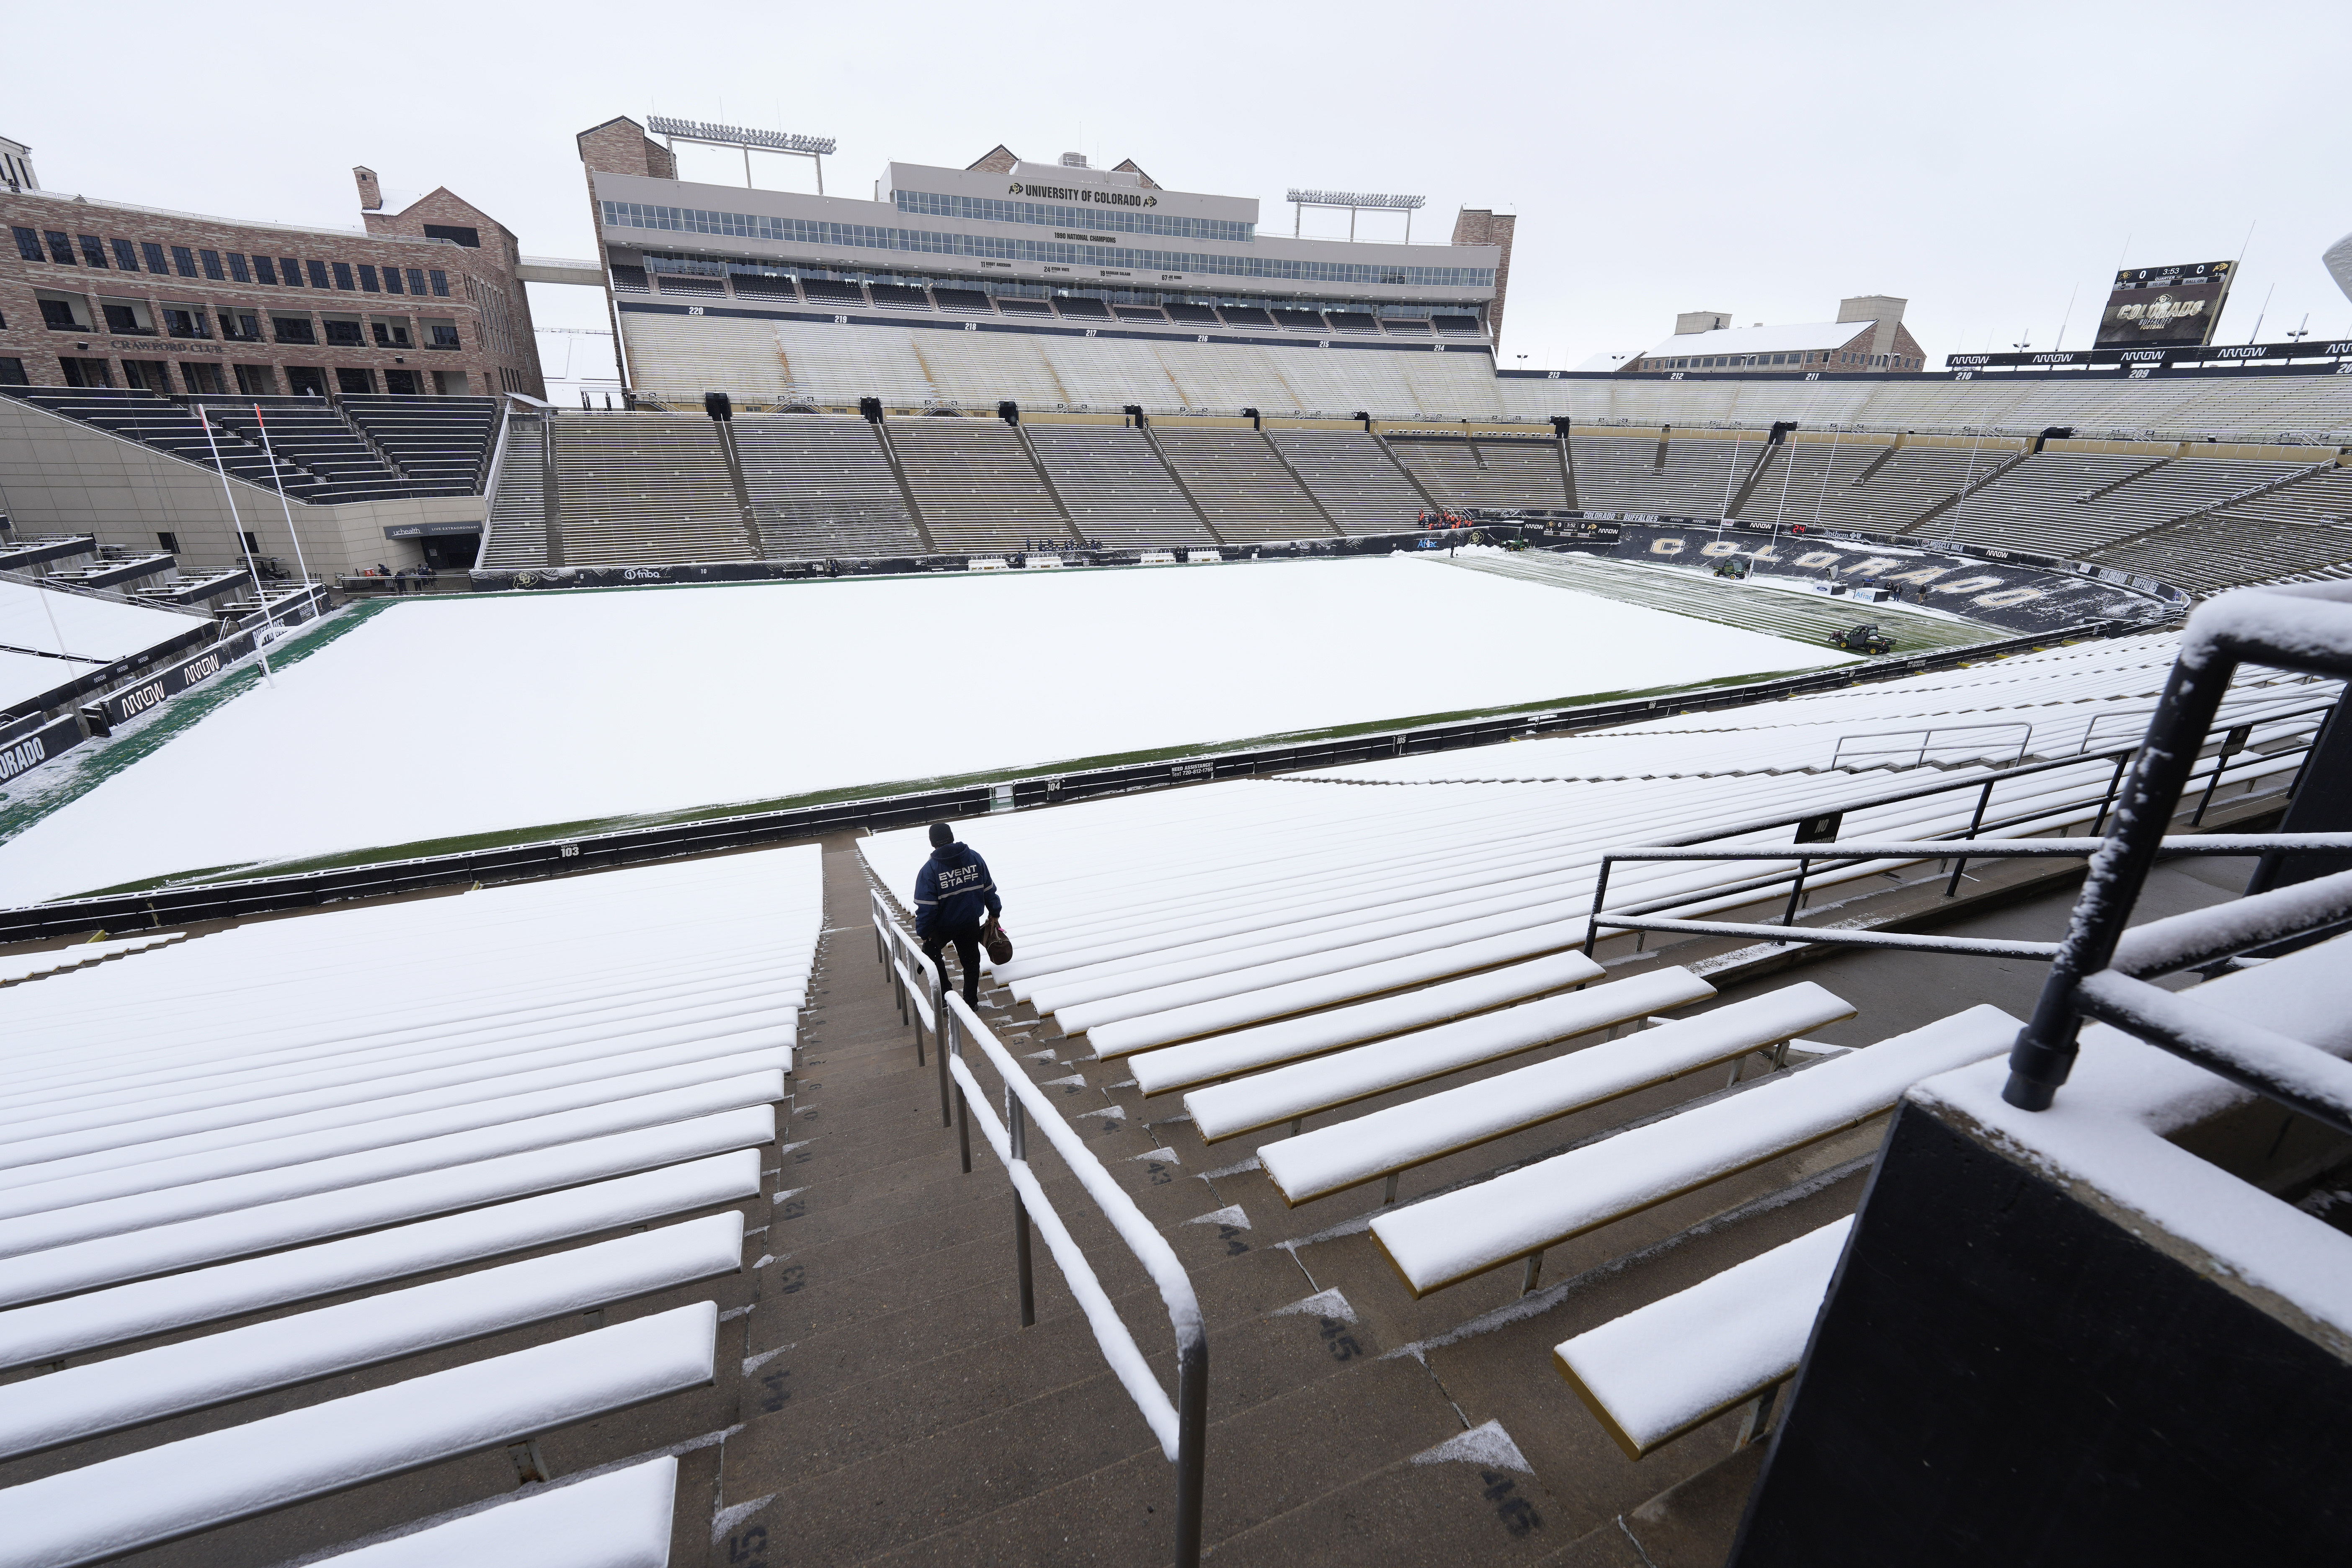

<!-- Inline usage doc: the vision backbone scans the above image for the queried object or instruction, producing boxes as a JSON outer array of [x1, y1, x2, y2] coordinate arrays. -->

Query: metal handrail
[[941, 990, 1209, 1568], [1830, 722, 2031, 771], [2007, 583, 2352, 1137], [869, 886, 954, 1127], [1580, 701, 2335, 951]]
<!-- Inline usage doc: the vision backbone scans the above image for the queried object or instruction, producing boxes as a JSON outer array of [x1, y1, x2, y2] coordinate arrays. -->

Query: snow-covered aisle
[[0, 555, 1848, 902]]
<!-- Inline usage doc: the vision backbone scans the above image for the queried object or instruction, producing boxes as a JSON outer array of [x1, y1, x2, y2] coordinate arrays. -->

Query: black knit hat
[[928, 822, 954, 848]]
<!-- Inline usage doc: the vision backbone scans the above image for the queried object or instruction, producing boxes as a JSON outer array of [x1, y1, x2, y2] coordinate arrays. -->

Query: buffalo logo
[[1008, 183, 1023, 195]]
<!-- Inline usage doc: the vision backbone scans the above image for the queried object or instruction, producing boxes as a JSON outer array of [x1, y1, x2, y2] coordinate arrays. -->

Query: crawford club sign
[[1009, 182, 1158, 209]]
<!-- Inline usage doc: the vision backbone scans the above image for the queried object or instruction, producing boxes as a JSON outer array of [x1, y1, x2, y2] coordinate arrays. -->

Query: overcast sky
[[11, 0, 2349, 377]]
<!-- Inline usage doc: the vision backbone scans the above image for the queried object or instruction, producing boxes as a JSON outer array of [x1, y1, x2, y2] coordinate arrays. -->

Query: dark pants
[[923, 922, 984, 1007]]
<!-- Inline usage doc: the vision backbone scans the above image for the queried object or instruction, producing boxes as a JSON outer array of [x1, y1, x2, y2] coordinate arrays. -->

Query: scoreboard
[[2094, 260, 2236, 349]]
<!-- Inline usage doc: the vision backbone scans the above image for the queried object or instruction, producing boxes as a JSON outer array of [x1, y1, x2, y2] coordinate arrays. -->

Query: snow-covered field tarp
[[0, 556, 1848, 900]]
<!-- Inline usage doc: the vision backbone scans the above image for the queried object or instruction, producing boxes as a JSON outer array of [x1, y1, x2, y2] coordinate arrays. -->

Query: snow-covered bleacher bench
[[0, 1305, 717, 1568], [1184, 965, 1715, 1145], [309, 1455, 679, 1568], [0, 847, 823, 1567], [1369, 1004, 2017, 1295], [1257, 981, 1856, 1206], [1553, 1215, 1852, 1459], [1128, 950, 1607, 1096]]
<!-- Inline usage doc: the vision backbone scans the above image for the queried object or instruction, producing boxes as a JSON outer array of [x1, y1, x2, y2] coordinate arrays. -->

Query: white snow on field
[[0, 555, 1848, 900], [0, 581, 201, 663]]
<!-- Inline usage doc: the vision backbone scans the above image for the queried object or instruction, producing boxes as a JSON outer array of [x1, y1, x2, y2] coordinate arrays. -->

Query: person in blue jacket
[[914, 822, 1002, 1006]]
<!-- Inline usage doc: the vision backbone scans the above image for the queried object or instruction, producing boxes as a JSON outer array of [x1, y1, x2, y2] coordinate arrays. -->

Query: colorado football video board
[[2094, 260, 2235, 348]]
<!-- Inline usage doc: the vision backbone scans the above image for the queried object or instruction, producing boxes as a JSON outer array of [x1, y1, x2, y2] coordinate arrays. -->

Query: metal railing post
[[952, 1006, 973, 1174], [2006, 651, 2239, 1110], [1945, 777, 1996, 897], [936, 957, 954, 1129], [2191, 724, 2251, 827], [1009, 1091, 1036, 1327], [1173, 1333, 1209, 1568], [1778, 857, 1811, 940], [1583, 856, 1615, 958], [2091, 750, 2133, 836]]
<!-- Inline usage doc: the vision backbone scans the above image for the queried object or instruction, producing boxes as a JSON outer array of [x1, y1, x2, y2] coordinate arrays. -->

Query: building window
[[273, 315, 317, 344], [121, 359, 173, 394], [428, 270, 449, 297], [39, 297, 81, 330], [226, 252, 250, 283], [41, 230, 74, 264], [10, 226, 40, 261], [233, 364, 275, 395], [0, 358, 26, 385], [240, 531, 260, 552], [306, 260, 330, 289], [381, 265, 404, 295], [358, 264, 380, 292], [384, 369, 419, 393], [286, 366, 328, 396], [142, 242, 169, 273], [199, 249, 224, 280], [170, 246, 198, 277], [405, 268, 427, 295], [59, 357, 112, 387], [221, 310, 263, 342], [163, 307, 209, 339], [371, 318, 413, 348], [331, 261, 356, 291], [323, 318, 364, 346], [426, 321, 460, 349], [336, 367, 376, 395], [110, 238, 137, 271], [102, 302, 150, 334], [253, 255, 278, 285], [287, 256, 308, 286], [77, 235, 107, 268], [423, 224, 481, 248], [157, 532, 180, 553]]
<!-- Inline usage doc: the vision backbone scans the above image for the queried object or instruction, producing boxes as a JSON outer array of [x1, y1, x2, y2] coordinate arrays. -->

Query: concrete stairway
[[702, 837, 1847, 1566]]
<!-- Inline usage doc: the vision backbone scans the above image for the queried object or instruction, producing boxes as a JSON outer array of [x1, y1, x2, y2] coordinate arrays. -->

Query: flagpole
[[197, 406, 277, 687], [253, 405, 320, 623]]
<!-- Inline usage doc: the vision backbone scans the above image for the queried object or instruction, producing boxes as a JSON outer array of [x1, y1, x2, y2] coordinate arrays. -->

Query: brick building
[[0, 149, 543, 400], [1624, 296, 1929, 376]]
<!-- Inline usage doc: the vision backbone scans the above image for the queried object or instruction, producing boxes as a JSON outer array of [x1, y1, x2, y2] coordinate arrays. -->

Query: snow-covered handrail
[[941, 990, 1208, 1568], [2006, 582, 2352, 1134]]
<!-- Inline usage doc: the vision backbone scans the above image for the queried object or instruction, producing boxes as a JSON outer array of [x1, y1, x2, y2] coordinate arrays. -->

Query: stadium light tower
[[647, 116, 837, 193], [1286, 188, 1426, 242]]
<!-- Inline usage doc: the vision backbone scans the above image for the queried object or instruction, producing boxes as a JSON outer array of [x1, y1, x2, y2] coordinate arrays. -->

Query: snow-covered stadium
[[3, 113, 2352, 1568]]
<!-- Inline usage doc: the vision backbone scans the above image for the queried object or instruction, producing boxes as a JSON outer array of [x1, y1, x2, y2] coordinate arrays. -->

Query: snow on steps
[[0, 1304, 718, 1568], [1555, 1216, 1852, 1459], [1371, 1003, 2018, 1295], [1185, 966, 1718, 1143], [1260, 982, 1856, 1206]]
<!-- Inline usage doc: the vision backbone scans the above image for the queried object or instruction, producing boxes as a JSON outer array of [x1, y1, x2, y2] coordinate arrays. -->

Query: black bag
[[982, 917, 1014, 966]]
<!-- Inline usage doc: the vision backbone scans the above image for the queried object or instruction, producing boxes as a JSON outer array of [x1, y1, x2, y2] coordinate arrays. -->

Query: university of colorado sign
[[1008, 181, 1157, 209]]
